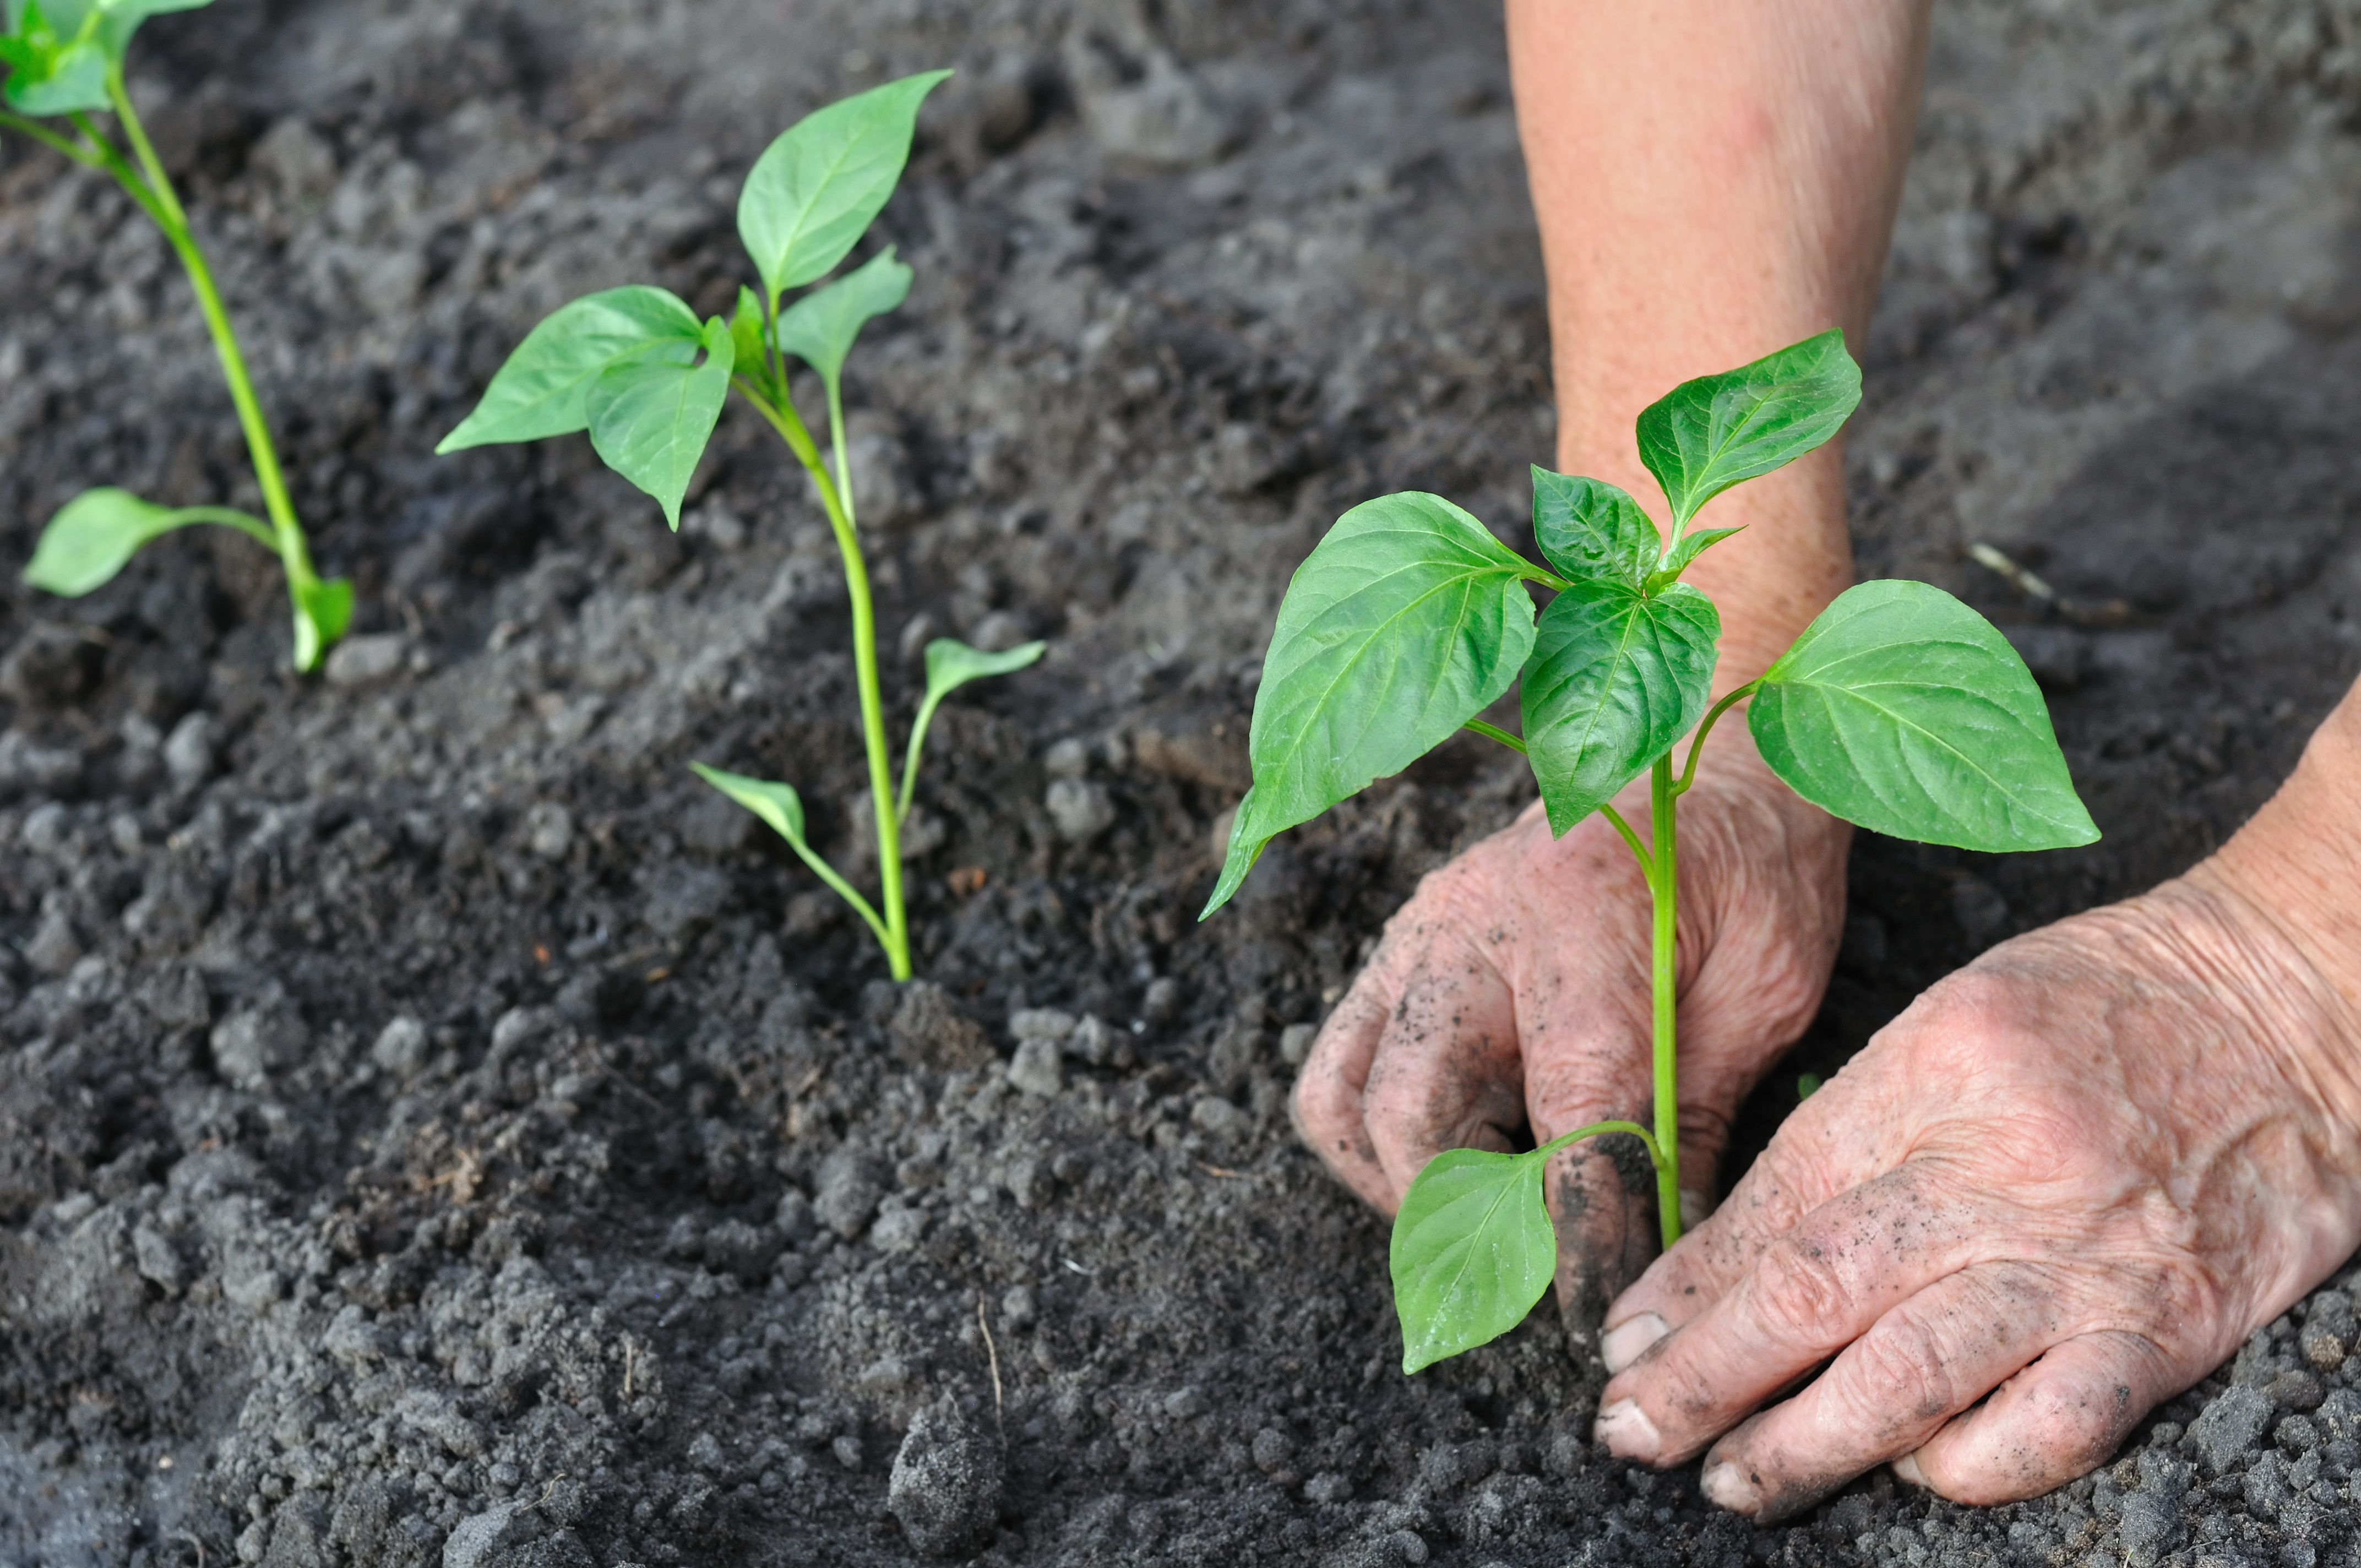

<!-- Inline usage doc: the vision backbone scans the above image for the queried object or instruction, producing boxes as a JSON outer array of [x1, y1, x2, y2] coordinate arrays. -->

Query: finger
[[1596, 1164, 1985, 1464], [1356, 934, 1524, 1203], [1693, 1260, 2076, 1521], [1599, 1060, 1895, 1370], [1896, 1329, 2183, 1505], [1291, 961, 1405, 1212]]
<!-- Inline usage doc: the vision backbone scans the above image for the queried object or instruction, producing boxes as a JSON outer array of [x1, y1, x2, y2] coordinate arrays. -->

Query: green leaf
[[737, 70, 951, 304], [690, 761, 892, 950], [1, 0, 210, 110], [1530, 469, 1657, 588], [923, 635, 1045, 702], [1645, 526, 1743, 592], [585, 315, 734, 530], [1636, 329, 1862, 530], [436, 287, 704, 453], [775, 246, 913, 395], [23, 486, 201, 594], [1204, 492, 1540, 917], [290, 575, 352, 674], [728, 285, 774, 397], [1748, 579, 2100, 851], [1391, 1146, 1555, 1374], [1520, 578, 1720, 835]]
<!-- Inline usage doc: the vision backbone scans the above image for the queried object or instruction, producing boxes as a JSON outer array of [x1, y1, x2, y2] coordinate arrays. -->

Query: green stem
[[1598, 800, 1652, 879], [167, 505, 279, 549], [0, 110, 106, 167], [1648, 752, 1682, 1250], [1532, 1119, 1660, 1166], [1674, 680, 1759, 797], [1461, 717, 1525, 754], [101, 72, 329, 667], [897, 689, 946, 827], [736, 382, 911, 979], [826, 378, 856, 530]]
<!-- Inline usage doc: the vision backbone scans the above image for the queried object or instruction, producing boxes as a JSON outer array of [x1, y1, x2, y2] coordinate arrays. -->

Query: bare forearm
[[1507, 0, 1930, 687]]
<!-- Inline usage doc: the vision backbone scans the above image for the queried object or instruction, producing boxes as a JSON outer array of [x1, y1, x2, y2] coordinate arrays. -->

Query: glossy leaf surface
[[775, 246, 913, 394], [1636, 329, 1861, 530], [585, 317, 733, 529], [1204, 493, 1539, 917], [1646, 526, 1743, 591], [437, 287, 703, 453], [1391, 1147, 1553, 1374], [737, 70, 950, 303], [1749, 579, 2100, 851], [1530, 469, 1657, 588], [1521, 579, 1720, 834]]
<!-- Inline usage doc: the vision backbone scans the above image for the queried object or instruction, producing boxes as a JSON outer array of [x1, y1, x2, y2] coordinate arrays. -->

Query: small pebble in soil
[[888, 1403, 1004, 1557]]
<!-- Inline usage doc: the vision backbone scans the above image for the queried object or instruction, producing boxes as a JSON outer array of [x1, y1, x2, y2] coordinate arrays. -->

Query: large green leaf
[[737, 70, 951, 305], [585, 315, 733, 529], [1749, 580, 2099, 851], [1530, 468, 1657, 588], [1391, 1147, 1554, 1374], [775, 246, 913, 395], [1520, 578, 1720, 835], [1636, 330, 1862, 531], [1203, 493, 1540, 917], [436, 287, 704, 453]]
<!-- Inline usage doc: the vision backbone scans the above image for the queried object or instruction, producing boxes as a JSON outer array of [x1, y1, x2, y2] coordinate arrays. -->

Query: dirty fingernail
[[1892, 1451, 1929, 1489], [1601, 1312, 1669, 1373], [1701, 1461, 1760, 1516], [1593, 1398, 1661, 1461]]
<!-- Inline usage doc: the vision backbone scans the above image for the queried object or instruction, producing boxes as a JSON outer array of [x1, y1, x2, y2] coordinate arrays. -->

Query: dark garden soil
[[6, 1, 2361, 1564]]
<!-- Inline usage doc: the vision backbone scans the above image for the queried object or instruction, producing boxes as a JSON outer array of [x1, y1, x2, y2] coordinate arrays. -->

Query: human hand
[[1293, 735, 1850, 1336], [1591, 864, 2361, 1518]]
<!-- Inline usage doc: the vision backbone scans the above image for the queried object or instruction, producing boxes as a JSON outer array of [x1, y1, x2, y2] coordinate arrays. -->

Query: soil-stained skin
[[4, 0, 2361, 1564]]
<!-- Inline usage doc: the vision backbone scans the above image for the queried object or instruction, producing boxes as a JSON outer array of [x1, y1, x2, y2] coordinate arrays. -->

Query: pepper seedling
[[1201, 331, 2097, 1373], [438, 73, 1039, 981], [5, 0, 351, 671]]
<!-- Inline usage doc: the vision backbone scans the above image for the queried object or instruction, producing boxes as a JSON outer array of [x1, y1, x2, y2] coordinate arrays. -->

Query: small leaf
[[775, 246, 913, 394], [1748, 579, 2100, 851], [923, 635, 1045, 703], [728, 285, 774, 396], [1636, 329, 1862, 530], [1646, 526, 1743, 591], [1206, 493, 1540, 917], [290, 575, 352, 674], [689, 762, 808, 846], [1, 0, 106, 114], [1530, 469, 1657, 588], [585, 315, 734, 530], [737, 70, 952, 304], [1520, 578, 1720, 835], [23, 486, 191, 594], [436, 287, 704, 453], [1391, 1146, 1554, 1374]]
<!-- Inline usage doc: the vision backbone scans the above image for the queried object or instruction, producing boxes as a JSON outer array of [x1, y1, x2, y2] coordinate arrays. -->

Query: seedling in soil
[[439, 73, 1038, 981], [6, 0, 352, 671], [1201, 331, 2097, 1373]]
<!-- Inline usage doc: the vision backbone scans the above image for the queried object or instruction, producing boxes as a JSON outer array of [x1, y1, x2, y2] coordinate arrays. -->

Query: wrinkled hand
[[1293, 738, 1850, 1335], [1593, 865, 2361, 1518]]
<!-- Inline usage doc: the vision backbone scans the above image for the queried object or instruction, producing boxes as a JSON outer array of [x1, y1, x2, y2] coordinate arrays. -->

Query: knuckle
[[1848, 1313, 1959, 1425], [1747, 1236, 1855, 1344]]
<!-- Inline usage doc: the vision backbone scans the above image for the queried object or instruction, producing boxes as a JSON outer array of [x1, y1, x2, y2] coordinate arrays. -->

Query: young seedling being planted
[[6, 0, 351, 671], [439, 73, 1038, 981], [1201, 331, 2097, 1373]]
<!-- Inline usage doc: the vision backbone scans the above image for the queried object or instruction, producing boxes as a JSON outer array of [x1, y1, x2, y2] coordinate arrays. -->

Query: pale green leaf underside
[[1636, 329, 1862, 529], [922, 634, 1045, 703], [1521, 579, 1720, 835], [436, 287, 703, 453], [24, 487, 210, 594], [1391, 1146, 1554, 1374], [737, 70, 951, 302], [1204, 492, 1539, 917], [776, 246, 913, 393], [1749, 579, 2100, 852], [1530, 468, 1656, 588], [585, 317, 734, 529]]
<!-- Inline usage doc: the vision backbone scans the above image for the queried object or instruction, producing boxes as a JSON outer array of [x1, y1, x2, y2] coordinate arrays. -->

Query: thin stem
[[1648, 753, 1682, 1251], [1597, 800, 1652, 880], [1532, 1119, 1660, 1166], [104, 72, 328, 662], [167, 505, 279, 550], [0, 110, 107, 168], [896, 689, 945, 827], [1674, 680, 1759, 797], [67, 111, 170, 227], [1462, 718, 1526, 754], [826, 378, 856, 530], [735, 382, 911, 979], [779, 834, 893, 952]]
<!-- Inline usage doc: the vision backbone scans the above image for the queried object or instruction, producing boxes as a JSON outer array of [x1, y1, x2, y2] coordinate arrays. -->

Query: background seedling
[[1203, 331, 2097, 1373], [440, 73, 1039, 981], [4, 0, 351, 671]]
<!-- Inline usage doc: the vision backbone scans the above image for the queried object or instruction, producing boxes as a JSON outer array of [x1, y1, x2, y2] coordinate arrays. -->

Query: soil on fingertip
[[4, 2, 2361, 1566]]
